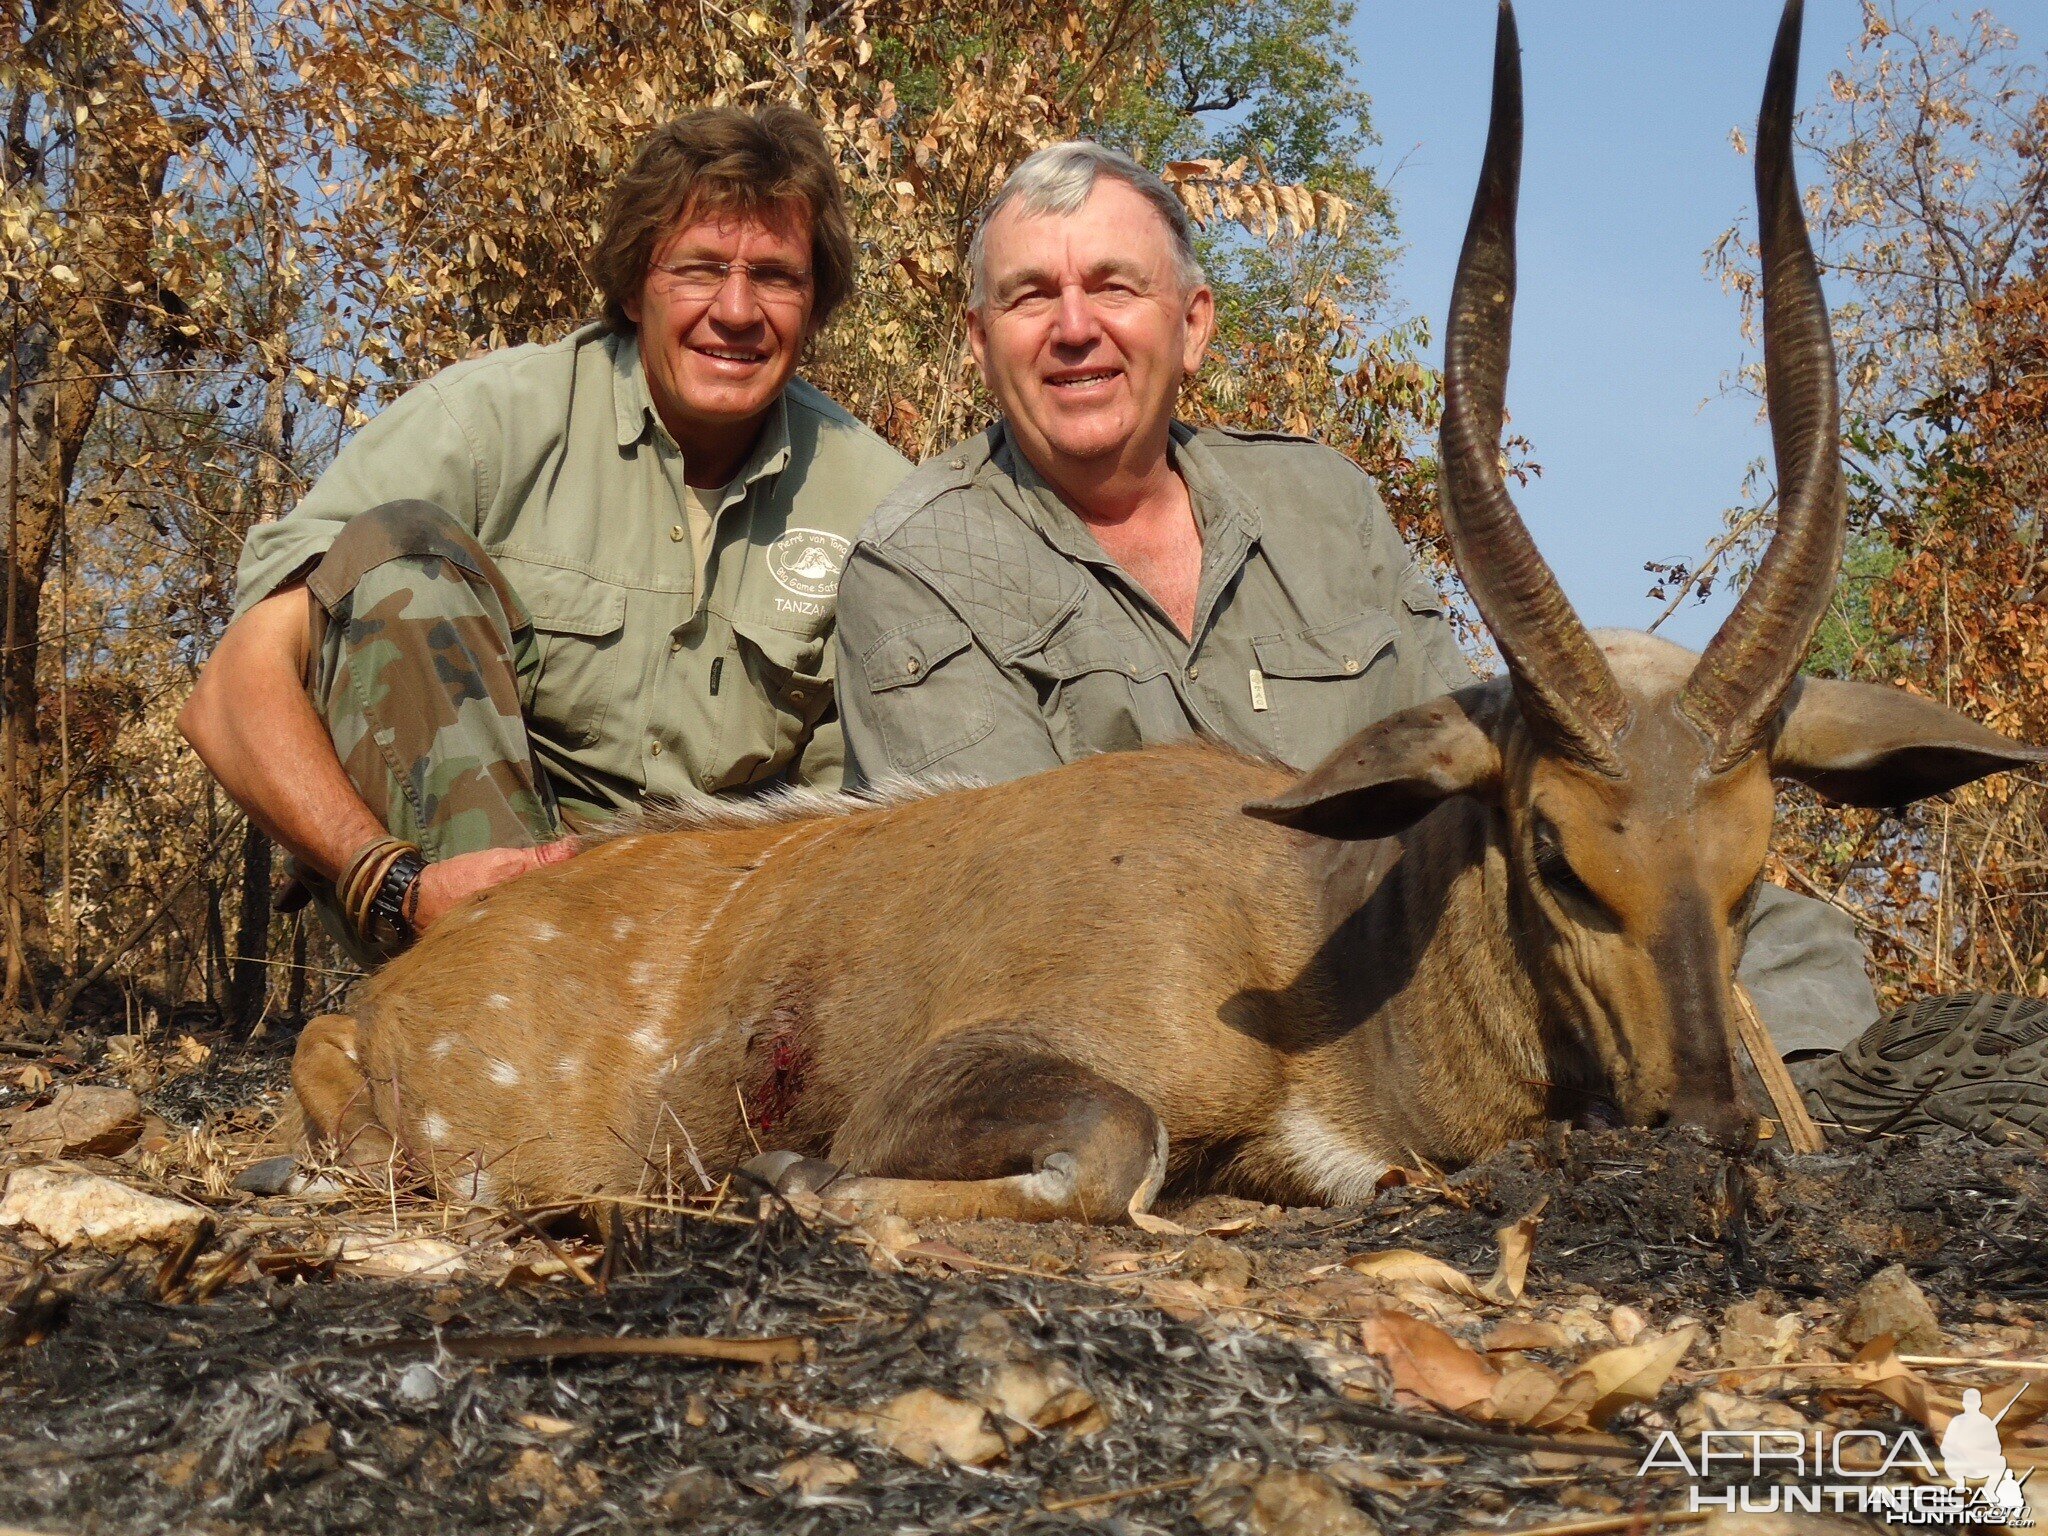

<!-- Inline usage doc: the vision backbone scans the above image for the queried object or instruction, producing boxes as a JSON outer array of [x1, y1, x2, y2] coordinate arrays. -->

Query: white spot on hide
[[553, 1054, 581, 1079], [612, 916, 636, 940], [628, 960, 658, 989], [531, 921, 560, 943], [421, 1112, 449, 1144], [486, 1059, 520, 1087], [428, 1037, 456, 1060], [1273, 1106, 1389, 1204], [629, 1024, 664, 1054], [485, 993, 511, 1011]]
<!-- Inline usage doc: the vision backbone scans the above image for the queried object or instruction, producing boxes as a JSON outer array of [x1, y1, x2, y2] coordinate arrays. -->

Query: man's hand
[[411, 837, 581, 932]]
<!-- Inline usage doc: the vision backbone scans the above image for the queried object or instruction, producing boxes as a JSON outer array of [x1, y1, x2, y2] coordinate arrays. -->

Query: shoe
[[1800, 993, 2048, 1147]]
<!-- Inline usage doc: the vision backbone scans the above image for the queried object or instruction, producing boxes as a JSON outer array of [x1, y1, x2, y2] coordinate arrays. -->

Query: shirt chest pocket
[[1250, 610, 1401, 769], [498, 553, 628, 750], [714, 615, 834, 786], [1013, 621, 1172, 760]]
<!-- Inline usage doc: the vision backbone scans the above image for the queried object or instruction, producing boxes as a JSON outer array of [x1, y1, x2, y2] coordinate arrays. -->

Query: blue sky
[[1347, 1, 2044, 647]]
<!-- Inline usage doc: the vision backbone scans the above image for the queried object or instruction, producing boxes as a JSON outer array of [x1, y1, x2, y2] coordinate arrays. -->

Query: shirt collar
[[609, 328, 794, 496], [989, 419, 1263, 556]]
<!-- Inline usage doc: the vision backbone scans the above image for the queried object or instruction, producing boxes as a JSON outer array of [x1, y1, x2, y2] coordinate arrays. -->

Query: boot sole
[[1802, 993, 2048, 1146]]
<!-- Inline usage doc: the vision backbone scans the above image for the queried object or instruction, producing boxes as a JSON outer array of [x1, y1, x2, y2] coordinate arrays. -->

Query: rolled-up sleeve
[[834, 543, 1062, 787], [233, 383, 480, 620]]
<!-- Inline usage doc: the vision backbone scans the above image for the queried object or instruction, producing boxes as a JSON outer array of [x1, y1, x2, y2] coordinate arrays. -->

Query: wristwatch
[[369, 849, 429, 943]]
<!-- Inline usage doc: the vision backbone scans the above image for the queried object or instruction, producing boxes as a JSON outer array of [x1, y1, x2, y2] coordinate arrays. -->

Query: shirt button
[[669, 525, 685, 542], [905, 657, 922, 676], [668, 637, 682, 653], [1186, 664, 1201, 681], [1342, 656, 1361, 674], [784, 687, 804, 704], [649, 740, 663, 757]]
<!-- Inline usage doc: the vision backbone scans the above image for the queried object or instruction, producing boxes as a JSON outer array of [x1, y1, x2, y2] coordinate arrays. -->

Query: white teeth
[[1051, 373, 1117, 387]]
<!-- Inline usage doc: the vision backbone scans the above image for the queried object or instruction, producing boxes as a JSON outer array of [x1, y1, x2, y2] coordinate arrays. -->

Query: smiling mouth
[[1046, 370, 1120, 390], [696, 346, 770, 365]]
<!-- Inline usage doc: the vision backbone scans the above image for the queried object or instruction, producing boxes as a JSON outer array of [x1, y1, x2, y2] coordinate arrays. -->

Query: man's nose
[[1051, 285, 1102, 345], [711, 269, 763, 328]]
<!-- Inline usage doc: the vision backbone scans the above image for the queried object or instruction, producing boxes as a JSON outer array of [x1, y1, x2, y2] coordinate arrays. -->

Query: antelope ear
[[1245, 684, 1504, 840], [1772, 676, 2048, 808]]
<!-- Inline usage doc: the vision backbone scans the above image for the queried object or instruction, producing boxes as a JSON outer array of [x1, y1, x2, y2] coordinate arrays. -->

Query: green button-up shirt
[[834, 421, 1469, 783], [235, 323, 910, 818]]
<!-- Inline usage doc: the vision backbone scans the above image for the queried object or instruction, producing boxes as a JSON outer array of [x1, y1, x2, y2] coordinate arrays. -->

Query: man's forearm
[[178, 587, 387, 882]]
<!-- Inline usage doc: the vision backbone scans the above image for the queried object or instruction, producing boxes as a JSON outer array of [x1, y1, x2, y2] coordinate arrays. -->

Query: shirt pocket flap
[[1019, 621, 1156, 683], [1252, 611, 1399, 679], [733, 613, 828, 679], [495, 554, 627, 637], [862, 613, 974, 693], [1400, 570, 1448, 618]]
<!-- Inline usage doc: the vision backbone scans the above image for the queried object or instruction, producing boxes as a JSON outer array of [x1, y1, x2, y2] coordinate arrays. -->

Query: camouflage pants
[[303, 501, 563, 961]]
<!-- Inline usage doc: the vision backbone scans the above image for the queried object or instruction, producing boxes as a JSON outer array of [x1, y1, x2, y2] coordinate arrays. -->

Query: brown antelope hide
[[290, 0, 2043, 1223]]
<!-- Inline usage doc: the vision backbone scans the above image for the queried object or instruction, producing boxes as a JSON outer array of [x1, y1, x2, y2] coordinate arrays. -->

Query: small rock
[[232, 1155, 300, 1195], [0, 1166, 206, 1250], [262, 1420, 335, 1476], [1679, 1390, 1815, 1438], [656, 1465, 729, 1518], [767, 1455, 857, 1498], [1718, 1298, 1803, 1367], [1194, 1464, 1381, 1535], [337, 1234, 467, 1279], [1610, 1305, 1648, 1346], [1182, 1234, 1254, 1291], [9, 1085, 144, 1157], [1841, 1262, 1943, 1355], [395, 1362, 443, 1404]]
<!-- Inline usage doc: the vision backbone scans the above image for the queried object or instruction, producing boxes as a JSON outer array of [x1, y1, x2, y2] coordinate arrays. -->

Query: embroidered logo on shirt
[[766, 528, 852, 602]]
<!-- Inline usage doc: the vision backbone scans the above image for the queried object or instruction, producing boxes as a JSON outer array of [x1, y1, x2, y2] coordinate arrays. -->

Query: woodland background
[[0, 0, 2041, 1037]]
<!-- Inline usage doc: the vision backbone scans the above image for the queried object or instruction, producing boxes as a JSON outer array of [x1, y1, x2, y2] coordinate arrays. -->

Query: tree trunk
[[228, 824, 273, 1029], [1, 1, 179, 1026]]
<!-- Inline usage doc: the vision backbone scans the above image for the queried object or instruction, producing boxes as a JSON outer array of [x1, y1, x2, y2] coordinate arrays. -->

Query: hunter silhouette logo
[[766, 528, 851, 601], [1942, 1389, 2031, 1519]]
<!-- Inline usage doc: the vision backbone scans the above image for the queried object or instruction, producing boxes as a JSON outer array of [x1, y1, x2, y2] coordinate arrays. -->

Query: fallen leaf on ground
[[1484, 1320, 1571, 1354], [829, 1387, 1007, 1467], [1343, 1249, 1486, 1301], [1355, 1309, 1500, 1414], [1532, 1326, 1700, 1430], [1480, 1198, 1546, 1303], [771, 1454, 859, 1496]]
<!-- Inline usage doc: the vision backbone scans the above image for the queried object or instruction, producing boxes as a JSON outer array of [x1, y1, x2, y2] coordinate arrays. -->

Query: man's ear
[[1772, 676, 2047, 808], [1245, 684, 1504, 840]]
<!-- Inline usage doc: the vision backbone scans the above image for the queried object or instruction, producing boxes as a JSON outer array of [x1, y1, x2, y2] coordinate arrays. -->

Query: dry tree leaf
[[1355, 1309, 1501, 1414], [1484, 1320, 1571, 1354], [1343, 1249, 1486, 1300], [834, 1387, 1007, 1467], [1480, 1198, 1547, 1304], [1129, 1206, 1190, 1236], [1540, 1326, 1701, 1430]]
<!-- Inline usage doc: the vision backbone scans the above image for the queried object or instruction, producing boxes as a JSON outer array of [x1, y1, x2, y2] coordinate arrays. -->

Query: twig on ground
[[1040, 1474, 1205, 1512], [1319, 1400, 1641, 1460], [1454, 1512, 1708, 1536], [352, 1332, 808, 1366]]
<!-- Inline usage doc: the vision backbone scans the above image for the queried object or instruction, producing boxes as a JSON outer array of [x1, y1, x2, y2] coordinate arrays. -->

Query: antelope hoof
[[737, 1151, 845, 1201]]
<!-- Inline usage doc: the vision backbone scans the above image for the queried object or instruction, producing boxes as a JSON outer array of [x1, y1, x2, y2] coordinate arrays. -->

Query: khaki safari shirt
[[235, 323, 910, 819], [834, 421, 1469, 783]]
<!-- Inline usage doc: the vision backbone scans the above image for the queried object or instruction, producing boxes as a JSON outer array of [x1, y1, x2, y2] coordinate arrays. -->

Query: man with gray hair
[[832, 139, 1883, 1075]]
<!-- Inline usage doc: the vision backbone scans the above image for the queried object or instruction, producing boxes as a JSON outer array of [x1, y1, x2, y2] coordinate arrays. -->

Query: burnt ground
[[1, 1032, 2047, 1534]]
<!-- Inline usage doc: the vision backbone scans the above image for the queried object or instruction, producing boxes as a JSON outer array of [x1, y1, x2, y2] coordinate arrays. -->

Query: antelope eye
[[1533, 822, 1595, 905]]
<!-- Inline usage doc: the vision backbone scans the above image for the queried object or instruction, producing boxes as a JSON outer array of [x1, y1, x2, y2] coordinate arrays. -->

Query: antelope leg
[[816, 1031, 1167, 1225]]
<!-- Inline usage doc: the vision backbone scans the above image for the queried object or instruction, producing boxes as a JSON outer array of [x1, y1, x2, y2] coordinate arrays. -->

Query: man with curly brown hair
[[182, 106, 907, 962]]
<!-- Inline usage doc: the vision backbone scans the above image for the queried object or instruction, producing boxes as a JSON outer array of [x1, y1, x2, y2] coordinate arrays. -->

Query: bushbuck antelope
[[289, 0, 2042, 1222]]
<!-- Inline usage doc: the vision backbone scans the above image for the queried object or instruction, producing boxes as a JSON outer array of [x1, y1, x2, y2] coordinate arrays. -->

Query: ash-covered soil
[[2, 1035, 2046, 1534]]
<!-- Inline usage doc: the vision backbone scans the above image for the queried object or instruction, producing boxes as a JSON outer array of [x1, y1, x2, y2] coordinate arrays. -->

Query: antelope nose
[[1663, 1091, 1759, 1153]]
